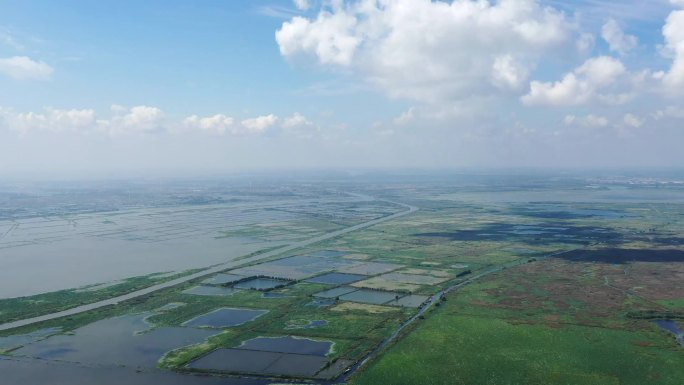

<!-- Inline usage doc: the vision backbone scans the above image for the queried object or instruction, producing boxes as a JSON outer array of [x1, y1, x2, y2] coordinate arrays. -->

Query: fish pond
[[182, 308, 268, 328], [305, 273, 366, 285], [233, 278, 291, 291]]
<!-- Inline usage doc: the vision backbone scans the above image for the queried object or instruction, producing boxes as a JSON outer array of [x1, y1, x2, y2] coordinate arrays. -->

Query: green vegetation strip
[[0, 270, 202, 325]]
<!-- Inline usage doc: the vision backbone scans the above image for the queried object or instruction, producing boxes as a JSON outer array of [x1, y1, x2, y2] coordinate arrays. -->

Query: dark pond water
[[12, 314, 219, 367], [339, 289, 399, 305], [182, 308, 267, 328], [238, 336, 332, 356], [187, 348, 327, 377], [0, 328, 61, 351], [305, 272, 366, 285], [233, 278, 290, 290], [313, 286, 358, 299], [1, 356, 269, 385]]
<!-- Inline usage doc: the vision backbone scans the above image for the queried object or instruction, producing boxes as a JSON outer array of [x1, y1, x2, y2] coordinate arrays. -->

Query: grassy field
[[352, 311, 684, 385]]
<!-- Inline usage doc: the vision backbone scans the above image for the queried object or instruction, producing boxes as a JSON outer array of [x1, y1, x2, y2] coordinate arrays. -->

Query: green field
[[352, 278, 684, 385]]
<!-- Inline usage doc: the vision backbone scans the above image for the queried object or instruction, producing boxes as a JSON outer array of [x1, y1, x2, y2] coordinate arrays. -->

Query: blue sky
[[1, 0, 684, 177]]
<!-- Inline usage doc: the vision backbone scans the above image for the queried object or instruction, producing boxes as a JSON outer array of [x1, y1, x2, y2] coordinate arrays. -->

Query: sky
[[1, 0, 684, 178]]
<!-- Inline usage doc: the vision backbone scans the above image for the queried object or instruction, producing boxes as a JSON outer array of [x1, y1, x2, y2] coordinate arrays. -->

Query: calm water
[[1, 357, 270, 385], [305, 273, 366, 285], [238, 336, 332, 356], [234, 278, 290, 290], [13, 314, 219, 367], [0, 205, 291, 298], [182, 308, 267, 328]]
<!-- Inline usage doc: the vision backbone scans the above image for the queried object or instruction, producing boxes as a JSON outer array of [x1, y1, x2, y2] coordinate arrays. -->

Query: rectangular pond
[[305, 273, 366, 285], [182, 308, 268, 328], [339, 289, 400, 305], [313, 286, 358, 299], [337, 262, 403, 276], [233, 278, 291, 291], [188, 348, 327, 378], [230, 256, 356, 280], [238, 336, 332, 356]]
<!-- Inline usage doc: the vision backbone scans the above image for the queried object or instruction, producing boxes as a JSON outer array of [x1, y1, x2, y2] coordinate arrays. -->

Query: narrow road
[[0, 199, 418, 332]]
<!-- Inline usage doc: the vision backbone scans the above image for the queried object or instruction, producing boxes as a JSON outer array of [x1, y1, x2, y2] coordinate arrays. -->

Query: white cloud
[[0, 107, 95, 134], [99, 105, 165, 136], [393, 107, 415, 126], [564, 114, 609, 128], [601, 19, 638, 55], [661, 9, 684, 93], [0, 56, 53, 80], [522, 56, 628, 106], [1, 107, 317, 138], [276, 0, 574, 104], [491, 55, 529, 90], [241, 114, 279, 133], [623, 113, 644, 128], [282, 112, 313, 129], [653, 105, 684, 119], [576, 33, 595, 56], [184, 114, 235, 135], [293, 0, 310, 11]]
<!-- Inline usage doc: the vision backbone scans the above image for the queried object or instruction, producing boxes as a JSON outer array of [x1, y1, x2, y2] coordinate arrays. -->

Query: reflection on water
[[0, 328, 61, 351], [0, 357, 270, 385], [13, 314, 219, 367]]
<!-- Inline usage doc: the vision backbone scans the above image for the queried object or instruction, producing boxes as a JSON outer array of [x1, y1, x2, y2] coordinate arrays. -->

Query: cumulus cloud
[[601, 19, 638, 55], [184, 114, 235, 135], [282, 112, 313, 129], [660, 8, 684, 93], [98, 105, 165, 136], [0, 107, 96, 134], [0, 106, 320, 139], [276, 0, 575, 104], [0, 56, 53, 80], [564, 114, 609, 128], [522, 56, 629, 106], [241, 114, 279, 133]]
